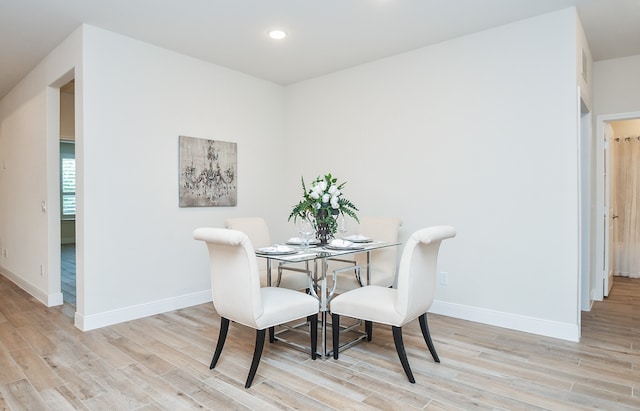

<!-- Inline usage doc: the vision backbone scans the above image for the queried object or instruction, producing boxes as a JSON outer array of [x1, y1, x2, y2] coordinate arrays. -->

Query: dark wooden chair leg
[[392, 326, 415, 383], [269, 326, 275, 343], [210, 317, 229, 369], [332, 313, 340, 359], [365, 320, 373, 341], [418, 313, 440, 363], [308, 314, 318, 360], [245, 329, 266, 388]]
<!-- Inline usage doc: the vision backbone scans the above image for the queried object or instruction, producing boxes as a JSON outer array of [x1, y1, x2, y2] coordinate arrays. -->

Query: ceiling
[[1, 0, 639, 100]]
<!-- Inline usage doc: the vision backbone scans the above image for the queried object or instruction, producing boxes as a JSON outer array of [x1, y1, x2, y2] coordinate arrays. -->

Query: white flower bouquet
[[289, 173, 359, 242]]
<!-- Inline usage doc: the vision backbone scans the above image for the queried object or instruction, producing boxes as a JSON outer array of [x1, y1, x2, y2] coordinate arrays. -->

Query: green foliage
[[288, 173, 359, 236]]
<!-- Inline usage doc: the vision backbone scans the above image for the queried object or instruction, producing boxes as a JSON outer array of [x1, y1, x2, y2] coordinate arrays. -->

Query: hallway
[[61, 243, 75, 305]]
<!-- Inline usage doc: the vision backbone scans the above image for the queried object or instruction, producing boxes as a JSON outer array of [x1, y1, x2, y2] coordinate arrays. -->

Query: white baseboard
[[0, 266, 62, 307], [430, 300, 580, 342], [48, 292, 63, 306], [74, 290, 213, 331]]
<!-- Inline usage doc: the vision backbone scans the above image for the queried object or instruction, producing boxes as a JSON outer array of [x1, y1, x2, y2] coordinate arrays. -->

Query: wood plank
[[0, 321, 27, 350], [75, 329, 137, 370], [43, 347, 108, 401], [74, 357, 156, 410], [0, 345, 24, 385], [39, 385, 90, 411], [202, 374, 282, 411], [107, 336, 176, 375], [10, 347, 63, 391], [120, 363, 211, 410], [0, 378, 48, 410], [161, 367, 250, 409], [15, 324, 58, 356], [306, 384, 380, 411]]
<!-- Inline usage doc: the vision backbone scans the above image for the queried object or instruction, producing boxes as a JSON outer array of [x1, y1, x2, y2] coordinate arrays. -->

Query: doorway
[[595, 112, 640, 301], [59, 80, 76, 307], [608, 119, 640, 280]]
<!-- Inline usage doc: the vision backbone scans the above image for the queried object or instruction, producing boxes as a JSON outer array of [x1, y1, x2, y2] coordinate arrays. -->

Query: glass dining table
[[256, 240, 401, 359]]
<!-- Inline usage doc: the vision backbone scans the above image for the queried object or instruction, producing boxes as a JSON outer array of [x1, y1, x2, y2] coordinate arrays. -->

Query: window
[[60, 142, 75, 219]]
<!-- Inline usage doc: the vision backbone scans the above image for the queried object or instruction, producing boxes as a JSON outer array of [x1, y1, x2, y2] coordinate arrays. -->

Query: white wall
[[1, 9, 587, 340], [0, 27, 81, 306], [284, 8, 581, 340], [76, 26, 287, 329], [576, 16, 593, 109], [594, 55, 640, 115]]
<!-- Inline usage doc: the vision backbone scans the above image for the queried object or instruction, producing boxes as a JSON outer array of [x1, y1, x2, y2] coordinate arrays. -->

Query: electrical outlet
[[439, 272, 449, 285]]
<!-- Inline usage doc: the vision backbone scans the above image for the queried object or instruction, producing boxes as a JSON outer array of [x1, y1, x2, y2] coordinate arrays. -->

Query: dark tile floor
[[61, 243, 76, 306]]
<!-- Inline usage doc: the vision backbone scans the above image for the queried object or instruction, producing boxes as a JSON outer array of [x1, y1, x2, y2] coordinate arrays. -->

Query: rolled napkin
[[329, 239, 355, 248]]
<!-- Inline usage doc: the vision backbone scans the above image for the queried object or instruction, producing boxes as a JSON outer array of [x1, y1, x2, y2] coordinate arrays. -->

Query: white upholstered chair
[[224, 217, 310, 290], [193, 227, 319, 388], [330, 225, 456, 383], [331, 217, 402, 292]]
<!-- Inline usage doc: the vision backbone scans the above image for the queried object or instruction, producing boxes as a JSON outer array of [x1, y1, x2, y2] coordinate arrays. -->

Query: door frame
[[579, 102, 591, 313], [595, 111, 640, 300], [46, 70, 75, 308]]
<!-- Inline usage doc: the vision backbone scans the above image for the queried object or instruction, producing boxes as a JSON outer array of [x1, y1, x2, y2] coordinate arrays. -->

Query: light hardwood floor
[[60, 244, 76, 306], [0, 274, 638, 410]]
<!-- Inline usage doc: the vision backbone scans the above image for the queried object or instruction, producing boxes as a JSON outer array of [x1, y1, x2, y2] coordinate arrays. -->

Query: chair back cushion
[[394, 226, 456, 324], [193, 227, 264, 328]]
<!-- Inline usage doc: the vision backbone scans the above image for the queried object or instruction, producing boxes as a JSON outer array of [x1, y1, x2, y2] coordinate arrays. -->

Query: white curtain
[[611, 136, 640, 278]]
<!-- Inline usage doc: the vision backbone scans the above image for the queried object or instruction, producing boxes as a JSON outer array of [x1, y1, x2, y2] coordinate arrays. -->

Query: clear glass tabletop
[[255, 240, 400, 263]]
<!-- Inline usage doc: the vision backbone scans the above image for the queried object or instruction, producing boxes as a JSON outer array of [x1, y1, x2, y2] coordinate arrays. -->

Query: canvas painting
[[179, 135, 237, 207]]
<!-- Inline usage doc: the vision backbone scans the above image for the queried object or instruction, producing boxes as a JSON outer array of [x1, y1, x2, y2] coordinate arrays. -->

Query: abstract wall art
[[179, 135, 237, 207]]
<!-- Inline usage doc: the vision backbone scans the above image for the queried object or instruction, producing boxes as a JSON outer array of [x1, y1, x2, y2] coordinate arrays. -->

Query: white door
[[603, 123, 614, 297]]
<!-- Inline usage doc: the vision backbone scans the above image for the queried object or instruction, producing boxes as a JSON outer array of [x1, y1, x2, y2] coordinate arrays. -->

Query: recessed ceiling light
[[268, 30, 287, 40]]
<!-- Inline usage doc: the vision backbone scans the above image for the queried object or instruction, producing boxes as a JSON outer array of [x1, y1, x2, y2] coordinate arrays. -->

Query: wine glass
[[296, 217, 314, 249], [336, 214, 348, 239]]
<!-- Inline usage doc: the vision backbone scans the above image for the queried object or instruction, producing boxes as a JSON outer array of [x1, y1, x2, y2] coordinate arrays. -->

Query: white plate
[[256, 245, 298, 255], [344, 235, 373, 243], [286, 237, 320, 245], [325, 239, 364, 250], [325, 244, 364, 250]]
